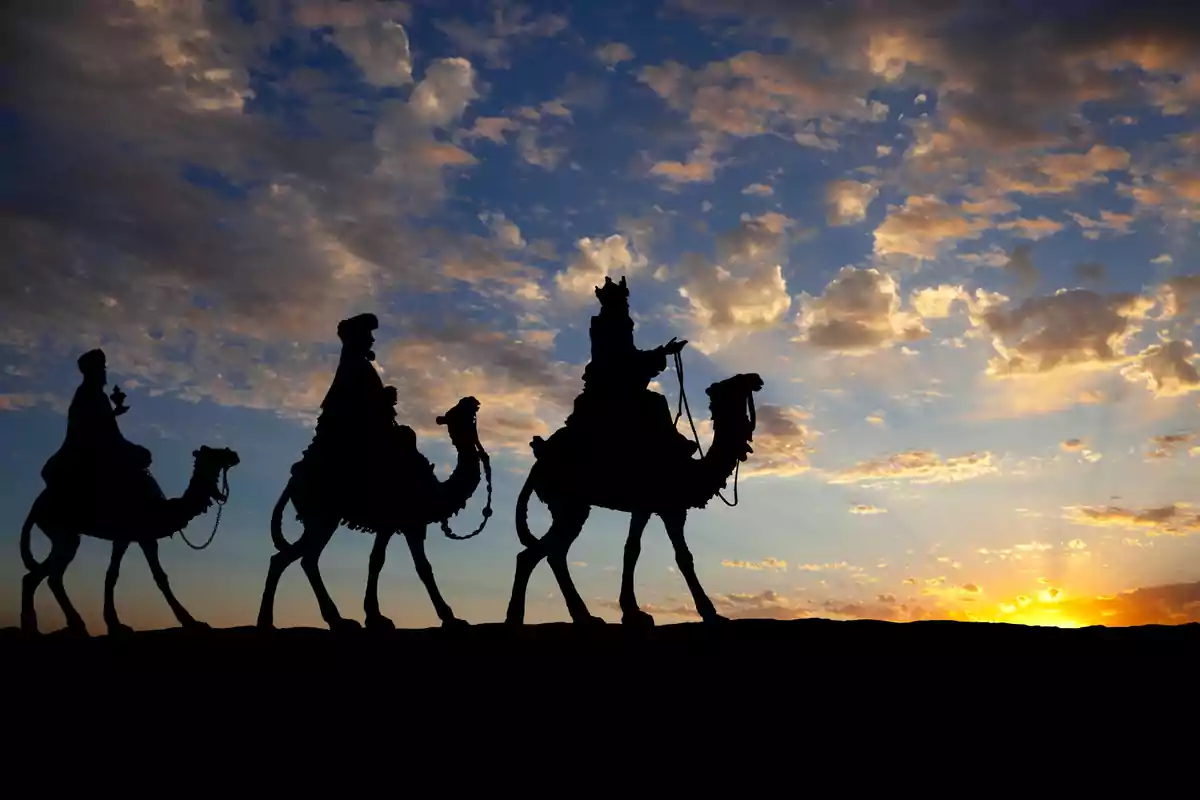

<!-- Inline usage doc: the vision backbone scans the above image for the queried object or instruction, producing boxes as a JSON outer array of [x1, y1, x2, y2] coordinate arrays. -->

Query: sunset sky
[[3, 0, 1199, 632]]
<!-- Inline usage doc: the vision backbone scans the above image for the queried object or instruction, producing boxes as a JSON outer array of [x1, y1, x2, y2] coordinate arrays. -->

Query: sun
[[1003, 609, 1085, 628]]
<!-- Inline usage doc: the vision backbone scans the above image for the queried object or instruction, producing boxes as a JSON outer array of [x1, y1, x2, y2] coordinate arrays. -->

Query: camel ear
[[192, 449, 201, 458]]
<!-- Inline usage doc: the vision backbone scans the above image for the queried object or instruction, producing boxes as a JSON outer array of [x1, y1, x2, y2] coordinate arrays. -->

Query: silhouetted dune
[[6, 619, 1195, 745], [6, 618, 1195, 678]]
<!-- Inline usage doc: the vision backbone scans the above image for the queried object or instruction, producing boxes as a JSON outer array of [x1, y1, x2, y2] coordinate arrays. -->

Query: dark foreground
[[5, 617, 1197, 680], [5, 619, 1197, 735]]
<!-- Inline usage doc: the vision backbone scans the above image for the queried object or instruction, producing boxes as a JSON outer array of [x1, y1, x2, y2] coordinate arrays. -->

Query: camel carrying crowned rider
[[566, 275, 699, 464], [41, 349, 158, 510]]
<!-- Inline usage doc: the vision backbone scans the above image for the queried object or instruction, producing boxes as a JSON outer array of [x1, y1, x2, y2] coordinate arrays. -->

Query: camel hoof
[[701, 613, 731, 624], [106, 622, 135, 638], [366, 614, 396, 632], [622, 609, 656, 628], [182, 620, 211, 632], [441, 617, 470, 630], [329, 617, 362, 633], [573, 614, 607, 628]]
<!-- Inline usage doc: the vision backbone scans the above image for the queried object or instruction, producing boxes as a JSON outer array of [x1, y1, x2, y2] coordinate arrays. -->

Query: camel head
[[436, 396, 481, 448], [191, 446, 241, 501], [705, 373, 763, 461]]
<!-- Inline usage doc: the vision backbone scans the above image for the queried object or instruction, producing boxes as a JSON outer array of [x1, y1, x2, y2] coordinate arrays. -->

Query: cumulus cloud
[[677, 214, 794, 352], [872, 196, 992, 260], [978, 289, 1155, 377], [825, 180, 879, 225], [554, 234, 648, 299], [1121, 339, 1200, 397], [849, 504, 887, 515], [328, 16, 414, 86], [596, 42, 635, 67], [794, 267, 929, 354]]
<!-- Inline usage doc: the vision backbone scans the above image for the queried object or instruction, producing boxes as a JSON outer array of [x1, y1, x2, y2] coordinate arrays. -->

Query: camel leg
[[363, 532, 395, 630], [103, 540, 134, 636], [257, 536, 304, 630], [20, 560, 48, 633], [405, 527, 468, 629], [543, 508, 604, 626], [505, 542, 546, 626], [22, 530, 86, 635], [44, 533, 88, 635], [299, 520, 360, 632], [619, 511, 656, 628], [661, 509, 726, 622], [140, 538, 208, 631]]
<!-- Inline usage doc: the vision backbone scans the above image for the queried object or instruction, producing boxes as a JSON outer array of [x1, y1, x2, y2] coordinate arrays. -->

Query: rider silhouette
[[568, 276, 699, 460], [300, 314, 394, 477], [41, 349, 154, 499]]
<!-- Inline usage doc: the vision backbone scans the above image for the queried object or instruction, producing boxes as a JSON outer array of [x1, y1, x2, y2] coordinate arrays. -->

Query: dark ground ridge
[[5, 617, 1197, 661]]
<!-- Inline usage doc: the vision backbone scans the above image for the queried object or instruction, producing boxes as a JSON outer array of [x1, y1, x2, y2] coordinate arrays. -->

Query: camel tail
[[20, 493, 45, 571], [515, 462, 542, 550], [270, 481, 295, 551]]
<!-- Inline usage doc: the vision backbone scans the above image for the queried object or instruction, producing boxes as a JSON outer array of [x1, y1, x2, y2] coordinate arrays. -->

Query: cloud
[[721, 557, 788, 571], [979, 289, 1155, 378], [794, 267, 929, 354], [328, 16, 414, 86], [677, 214, 794, 352], [849, 504, 887, 515], [1121, 339, 1200, 397], [825, 450, 998, 485], [636, 49, 889, 181], [735, 404, 816, 478], [554, 234, 648, 299], [1064, 504, 1200, 537], [433, 4, 567, 69], [596, 41, 635, 67], [1144, 431, 1195, 460], [742, 183, 775, 196], [825, 180, 879, 225], [872, 196, 992, 260]]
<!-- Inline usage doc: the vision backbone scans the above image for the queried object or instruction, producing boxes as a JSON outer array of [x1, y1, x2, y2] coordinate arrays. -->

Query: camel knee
[[269, 549, 297, 571], [516, 547, 542, 568], [23, 570, 46, 592]]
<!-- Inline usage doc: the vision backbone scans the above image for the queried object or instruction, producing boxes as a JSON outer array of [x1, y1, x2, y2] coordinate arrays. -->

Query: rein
[[440, 432, 494, 541], [671, 350, 746, 508], [178, 466, 230, 550]]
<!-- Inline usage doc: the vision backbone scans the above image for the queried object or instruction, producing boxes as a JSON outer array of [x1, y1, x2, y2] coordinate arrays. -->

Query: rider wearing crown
[[566, 275, 699, 462]]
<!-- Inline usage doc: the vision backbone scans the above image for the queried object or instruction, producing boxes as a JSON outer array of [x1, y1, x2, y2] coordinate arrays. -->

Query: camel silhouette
[[505, 372, 764, 627], [20, 445, 241, 636], [257, 396, 490, 632]]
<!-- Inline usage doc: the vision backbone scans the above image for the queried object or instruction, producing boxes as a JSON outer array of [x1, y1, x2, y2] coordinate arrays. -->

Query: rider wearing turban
[[42, 349, 153, 496]]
